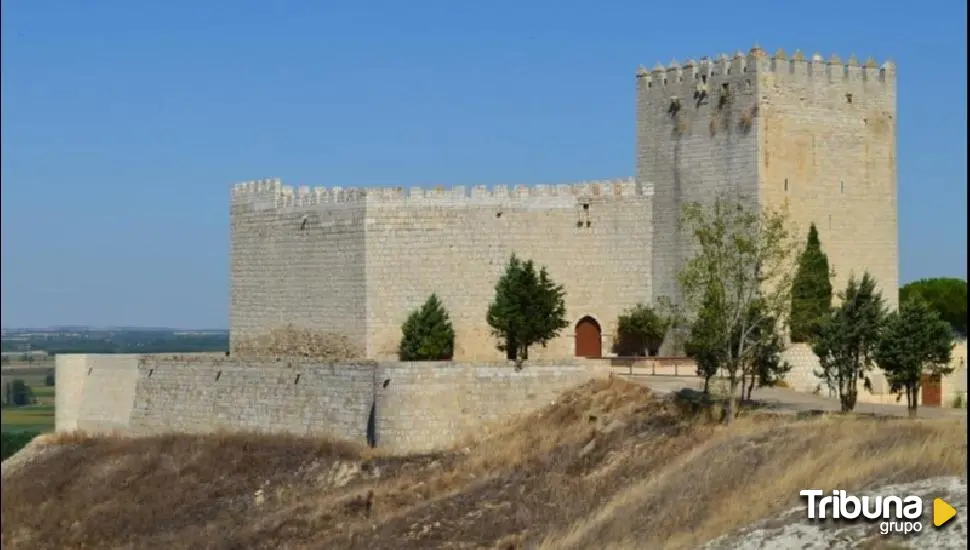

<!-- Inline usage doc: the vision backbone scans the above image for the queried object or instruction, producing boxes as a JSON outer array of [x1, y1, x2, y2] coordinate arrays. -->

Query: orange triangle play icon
[[933, 498, 957, 527]]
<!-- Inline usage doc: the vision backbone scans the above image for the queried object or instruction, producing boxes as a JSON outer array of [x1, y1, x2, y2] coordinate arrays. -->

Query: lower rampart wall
[[54, 354, 601, 454]]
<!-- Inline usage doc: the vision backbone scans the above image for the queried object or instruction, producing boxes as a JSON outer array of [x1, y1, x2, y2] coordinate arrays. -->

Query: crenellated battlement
[[635, 45, 895, 89], [231, 177, 650, 209]]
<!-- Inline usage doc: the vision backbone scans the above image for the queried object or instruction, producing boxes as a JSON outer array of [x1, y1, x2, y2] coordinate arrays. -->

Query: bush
[[399, 293, 455, 361], [613, 303, 668, 357], [1, 430, 41, 461]]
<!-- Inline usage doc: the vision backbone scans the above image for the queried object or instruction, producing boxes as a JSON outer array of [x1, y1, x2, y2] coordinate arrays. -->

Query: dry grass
[[539, 413, 966, 549], [2, 377, 965, 550]]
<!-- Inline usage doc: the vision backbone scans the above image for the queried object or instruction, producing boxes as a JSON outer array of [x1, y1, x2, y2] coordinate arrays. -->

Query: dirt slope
[[1, 377, 966, 550]]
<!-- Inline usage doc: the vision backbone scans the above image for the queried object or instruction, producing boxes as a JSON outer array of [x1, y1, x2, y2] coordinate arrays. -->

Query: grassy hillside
[[1, 378, 965, 549]]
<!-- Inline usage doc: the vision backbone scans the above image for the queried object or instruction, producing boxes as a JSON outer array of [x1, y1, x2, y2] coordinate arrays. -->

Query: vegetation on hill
[[2, 378, 965, 550], [673, 197, 800, 421], [899, 277, 967, 336], [399, 294, 455, 361], [1, 431, 40, 461], [486, 254, 568, 368], [670, 198, 960, 419], [789, 223, 833, 342]]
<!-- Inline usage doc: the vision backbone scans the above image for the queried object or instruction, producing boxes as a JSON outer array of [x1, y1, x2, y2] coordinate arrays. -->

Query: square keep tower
[[640, 46, 898, 316]]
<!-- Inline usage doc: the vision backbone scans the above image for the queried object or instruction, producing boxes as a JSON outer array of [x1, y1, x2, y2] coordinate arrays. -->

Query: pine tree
[[486, 254, 568, 369], [399, 293, 455, 361], [790, 223, 833, 342]]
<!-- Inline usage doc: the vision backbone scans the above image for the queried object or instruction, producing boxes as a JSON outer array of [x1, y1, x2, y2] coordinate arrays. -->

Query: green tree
[[614, 303, 669, 357], [399, 293, 455, 361], [875, 297, 955, 417], [789, 223, 833, 342], [684, 283, 725, 395], [675, 196, 800, 422], [899, 277, 967, 336], [4, 379, 33, 406], [812, 272, 887, 412], [486, 254, 569, 369], [744, 311, 791, 400]]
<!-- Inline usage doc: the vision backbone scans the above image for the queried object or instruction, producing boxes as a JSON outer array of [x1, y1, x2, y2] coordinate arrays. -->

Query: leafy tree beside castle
[[789, 223, 833, 342], [743, 308, 791, 401], [486, 254, 568, 369], [399, 294, 455, 361], [684, 283, 725, 395], [875, 297, 955, 417], [676, 197, 800, 422], [812, 272, 887, 413], [613, 303, 669, 357], [899, 277, 967, 337]]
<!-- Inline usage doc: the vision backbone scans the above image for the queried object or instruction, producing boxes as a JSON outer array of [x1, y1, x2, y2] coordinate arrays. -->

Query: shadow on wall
[[367, 402, 376, 448]]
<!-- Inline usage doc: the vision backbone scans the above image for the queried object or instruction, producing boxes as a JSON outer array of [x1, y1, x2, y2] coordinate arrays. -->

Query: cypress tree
[[790, 223, 833, 342]]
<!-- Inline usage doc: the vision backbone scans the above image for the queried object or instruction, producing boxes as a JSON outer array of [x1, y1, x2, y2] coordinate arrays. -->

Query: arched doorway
[[574, 316, 602, 358]]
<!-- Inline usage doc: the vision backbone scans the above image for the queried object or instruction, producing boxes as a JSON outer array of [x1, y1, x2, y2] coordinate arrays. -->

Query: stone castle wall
[[55, 354, 600, 453], [230, 45, 899, 360], [757, 51, 898, 309], [229, 184, 368, 358], [638, 52, 763, 314], [640, 48, 898, 313], [231, 179, 655, 361]]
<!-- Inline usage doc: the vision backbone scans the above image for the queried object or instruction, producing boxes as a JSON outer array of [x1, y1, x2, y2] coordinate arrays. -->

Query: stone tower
[[640, 47, 899, 323]]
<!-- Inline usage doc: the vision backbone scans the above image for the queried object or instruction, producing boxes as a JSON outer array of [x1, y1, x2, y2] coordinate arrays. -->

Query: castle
[[54, 47, 936, 453], [229, 45, 899, 362]]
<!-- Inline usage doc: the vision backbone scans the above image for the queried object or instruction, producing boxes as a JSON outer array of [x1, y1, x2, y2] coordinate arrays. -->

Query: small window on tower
[[784, 178, 789, 192], [845, 93, 853, 104]]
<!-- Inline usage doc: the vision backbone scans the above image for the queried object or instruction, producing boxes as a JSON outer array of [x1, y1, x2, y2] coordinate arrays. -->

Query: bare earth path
[[624, 374, 968, 419]]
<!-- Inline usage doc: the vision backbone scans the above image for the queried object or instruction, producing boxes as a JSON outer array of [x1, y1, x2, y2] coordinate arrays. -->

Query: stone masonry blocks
[[641, 47, 898, 353], [233, 48, 898, 362], [56, 354, 599, 454], [231, 179, 654, 361]]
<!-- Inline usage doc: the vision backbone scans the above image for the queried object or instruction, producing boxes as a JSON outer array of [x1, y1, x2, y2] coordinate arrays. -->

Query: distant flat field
[[2, 364, 56, 432], [1, 405, 55, 433]]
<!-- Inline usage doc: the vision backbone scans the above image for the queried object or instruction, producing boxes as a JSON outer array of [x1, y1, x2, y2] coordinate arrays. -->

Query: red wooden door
[[575, 317, 602, 358], [921, 373, 943, 407]]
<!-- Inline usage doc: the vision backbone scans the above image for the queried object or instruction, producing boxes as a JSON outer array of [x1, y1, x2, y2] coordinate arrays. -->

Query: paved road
[[622, 374, 968, 419]]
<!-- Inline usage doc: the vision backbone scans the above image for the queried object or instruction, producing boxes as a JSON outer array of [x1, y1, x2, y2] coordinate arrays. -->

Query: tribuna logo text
[[800, 489, 924, 535]]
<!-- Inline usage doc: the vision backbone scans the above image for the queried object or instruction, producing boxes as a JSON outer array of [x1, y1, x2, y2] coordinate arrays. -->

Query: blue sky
[[1, 0, 966, 329]]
